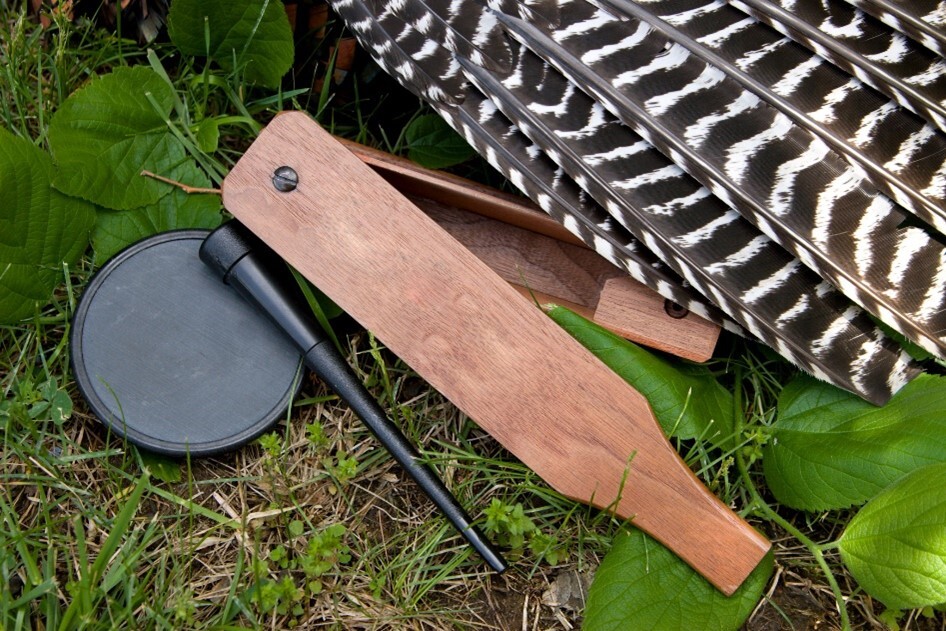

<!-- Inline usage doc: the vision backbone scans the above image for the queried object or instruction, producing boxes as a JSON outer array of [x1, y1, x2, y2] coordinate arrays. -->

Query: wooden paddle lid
[[342, 138, 722, 363], [222, 112, 770, 595]]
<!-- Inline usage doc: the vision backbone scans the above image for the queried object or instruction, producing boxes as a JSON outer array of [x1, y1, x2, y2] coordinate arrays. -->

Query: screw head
[[272, 166, 298, 192], [664, 299, 689, 319]]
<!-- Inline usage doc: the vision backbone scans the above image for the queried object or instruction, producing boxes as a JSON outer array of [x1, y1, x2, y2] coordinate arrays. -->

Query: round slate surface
[[71, 231, 303, 456]]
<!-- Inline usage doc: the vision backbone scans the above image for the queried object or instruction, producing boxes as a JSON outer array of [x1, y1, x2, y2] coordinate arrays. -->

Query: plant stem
[[139, 170, 222, 195], [741, 468, 851, 630], [733, 378, 852, 631]]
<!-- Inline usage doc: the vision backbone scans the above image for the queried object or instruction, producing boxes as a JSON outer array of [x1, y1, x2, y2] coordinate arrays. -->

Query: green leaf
[[138, 450, 182, 484], [40, 378, 73, 424], [50, 388, 73, 424], [839, 463, 946, 610], [0, 128, 96, 323], [584, 528, 772, 631], [547, 306, 734, 447], [167, 0, 294, 88], [763, 374, 946, 511], [92, 160, 222, 262], [196, 119, 221, 153], [48, 66, 187, 211], [405, 114, 476, 169]]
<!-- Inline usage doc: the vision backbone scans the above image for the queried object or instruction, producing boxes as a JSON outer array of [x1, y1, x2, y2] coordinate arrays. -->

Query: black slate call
[[71, 225, 505, 572], [70, 230, 303, 456]]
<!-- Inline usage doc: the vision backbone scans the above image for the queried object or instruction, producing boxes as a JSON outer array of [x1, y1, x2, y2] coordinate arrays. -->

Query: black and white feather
[[329, 0, 946, 404]]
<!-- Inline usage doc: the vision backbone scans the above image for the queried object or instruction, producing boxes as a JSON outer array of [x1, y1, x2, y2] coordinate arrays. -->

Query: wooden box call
[[223, 112, 769, 595], [341, 138, 720, 363]]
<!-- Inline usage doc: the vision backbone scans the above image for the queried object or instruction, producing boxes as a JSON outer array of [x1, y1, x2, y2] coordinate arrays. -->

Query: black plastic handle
[[200, 221, 506, 573]]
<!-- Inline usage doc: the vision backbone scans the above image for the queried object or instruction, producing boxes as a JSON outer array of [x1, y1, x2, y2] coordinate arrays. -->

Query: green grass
[[3, 4, 943, 630], [0, 6, 138, 141], [0, 15, 612, 611]]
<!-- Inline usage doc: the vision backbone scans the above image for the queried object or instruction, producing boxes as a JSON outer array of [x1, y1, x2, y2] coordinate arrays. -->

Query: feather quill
[[844, 0, 946, 58], [610, 0, 946, 235], [730, 0, 946, 131]]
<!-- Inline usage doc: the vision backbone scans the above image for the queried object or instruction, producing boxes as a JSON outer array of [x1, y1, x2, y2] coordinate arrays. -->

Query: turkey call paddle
[[222, 112, 770, 595]]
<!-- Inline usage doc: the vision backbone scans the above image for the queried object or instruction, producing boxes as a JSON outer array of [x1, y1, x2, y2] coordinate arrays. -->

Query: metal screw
[[664, 299, 689, 319], [272, 166, 298, 192]]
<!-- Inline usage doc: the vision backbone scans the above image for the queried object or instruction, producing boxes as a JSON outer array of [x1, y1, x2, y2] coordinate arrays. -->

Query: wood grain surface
[[223, 112, 770, 595], [343, 140, 720, 362]]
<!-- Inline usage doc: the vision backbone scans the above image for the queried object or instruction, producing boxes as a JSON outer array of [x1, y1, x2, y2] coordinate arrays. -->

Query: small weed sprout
[[299, 523, 352, 594], [171, 589, 198, 625], [483, 498, 567, 564], [305, 421, 329, 450], [0, 377, 72, 428], [248, 522, 352, 618], [257, 432, 283, 459], [484, 498, 535, 549], [740, 425, 771, 465], [323, 450, 359, 486]]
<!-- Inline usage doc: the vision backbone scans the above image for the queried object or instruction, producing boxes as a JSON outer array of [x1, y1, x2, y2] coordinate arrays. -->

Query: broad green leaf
[[763, 374, 946, 511], [167, 0, 294, 88], [405, 114, 476, 169], [584, 528, 772, 631], [547, 306, 734, 447], [0, 128, 96, 323], [49, 66, 186, 211], [839, 463, 946, 610], [138, 450, 182, 484], [92, 160, 222, 262], [196, 119, 221, 153]]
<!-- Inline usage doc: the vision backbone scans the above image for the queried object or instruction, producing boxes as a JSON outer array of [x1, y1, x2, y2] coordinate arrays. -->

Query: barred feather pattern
[[450, 95, 739, 327], [492, 3, 946, 357], [729, 0, 946, 132], [626, 0, 946, 235], [844, 0, 946, 58], [457, 44, 915, 397], [336, 0, 735, 328], [326, 0, 942, 402]]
